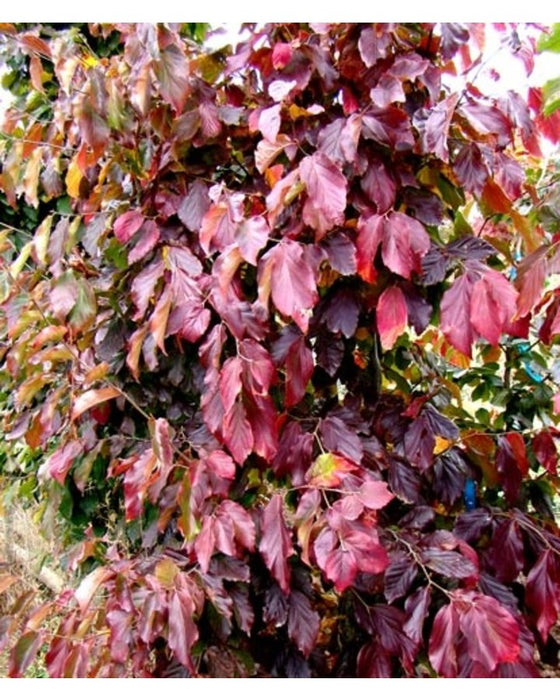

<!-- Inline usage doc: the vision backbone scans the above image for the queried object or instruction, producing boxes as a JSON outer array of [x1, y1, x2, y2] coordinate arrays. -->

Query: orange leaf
[[480, 179, 512, 215], [307, 452, 358, 488], [65, 155, 83, 198], [72, 387, 121, 420]]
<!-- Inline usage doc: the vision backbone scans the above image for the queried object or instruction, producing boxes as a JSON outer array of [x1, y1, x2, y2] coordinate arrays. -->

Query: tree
[[0, 21, 560, 678]]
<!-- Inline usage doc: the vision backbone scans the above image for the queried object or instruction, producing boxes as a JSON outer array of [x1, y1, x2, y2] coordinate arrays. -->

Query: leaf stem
[[387, 529, 450, 598]]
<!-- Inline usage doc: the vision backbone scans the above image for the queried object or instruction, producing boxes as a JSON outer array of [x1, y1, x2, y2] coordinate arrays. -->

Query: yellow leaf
[[149, 291, 172, 354], [434, 436, 454, 455], [65, 155, 83, 198], [22, 148, 42, 207], [15, 374, 49, 409], [155, 559, 179, 588], [84, 362, 110, 386], [33, 215, 53, 265], [9, 241, 32, 278], [126, 324, 149, 382], [82, 54, 99, 69], [511, 210, 543, 253]]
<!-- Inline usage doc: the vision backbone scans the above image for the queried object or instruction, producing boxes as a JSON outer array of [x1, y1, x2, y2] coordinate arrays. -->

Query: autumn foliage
[[1, 22, 560, 677]]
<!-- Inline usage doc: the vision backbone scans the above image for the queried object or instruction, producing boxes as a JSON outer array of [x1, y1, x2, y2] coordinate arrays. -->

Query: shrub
[[0, 22, 560, 677]]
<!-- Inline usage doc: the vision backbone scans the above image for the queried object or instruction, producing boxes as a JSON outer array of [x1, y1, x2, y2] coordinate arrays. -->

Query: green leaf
[[8, 630, 43, 677], [538, 24, 560, 53], [69, 279, 97, 332]]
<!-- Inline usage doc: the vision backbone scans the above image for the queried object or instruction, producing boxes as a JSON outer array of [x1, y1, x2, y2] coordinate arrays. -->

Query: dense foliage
[[1, 21, 560, 677]]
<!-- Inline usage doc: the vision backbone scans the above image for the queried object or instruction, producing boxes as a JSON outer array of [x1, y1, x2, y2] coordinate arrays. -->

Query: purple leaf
[[288, 590, 320, 657], [384, 554, 418, 603], [319, 415, 363, 464]]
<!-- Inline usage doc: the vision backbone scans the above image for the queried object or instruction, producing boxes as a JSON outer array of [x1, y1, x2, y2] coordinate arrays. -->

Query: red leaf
[[167, 587, 198, 672], [230, 585, 254, 634], [383, 211, 430, 280], [457, 591, 520, 671], [258, 104, 281, 142], [77, 97, 109, 153], [359, 480, 394, 510], [131, 259, 165, 320], [259, 494, 294, 593], [488, 520, 525, 582], [376, 285, 408, 350], [356, 211, 430, 283], [429, 602, 459, 677], [358, 26, 390, 67], [198, 101, 221, 139], [360, 156, 396, 213], [200, 197, 241, 254], [299, 152, 347, 240], [74, 565, 111, 614], [245, 394, 278, 461], [357, 640, 392, 677], [272, 326, 314, 407], [154, 45, 190, 113], [273, 421, 313, 485], [194, 516, 216, 572], [532, 430, 558, 475], [255, 134, 295, 174], [315, 532, 357, 592], [219, 356, 243, 414], [440, 273, 474, 357], [257, 239, 318, 333], [223, 400, 253, 465], [128, 220, 161, 265], [470, 270, 518, 346], [356, 212, 384, 283], [516, 247, 548, 318], [525, 550, 560, 642], [506, 433, 529, 476], [461, 99, 512, 146], [107, 608, 134, 664], [218, 500, 256, 554], [114, 210, 144, 244], [288, 590, 320, 657], [420, 93, 459, 162], [496, 435, 525, 504], [205, 450, 236, 480], [239, 338, 276, 397], [235, 215, 270, 265], [272, 42, 293, 69], [177, 179, 210, 233], [263, 583, 289, 627], [314, 518, 389, 592], [362, 105, 414, 150], [317, 116, 361, 167], [39, 440, 83, 485]]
